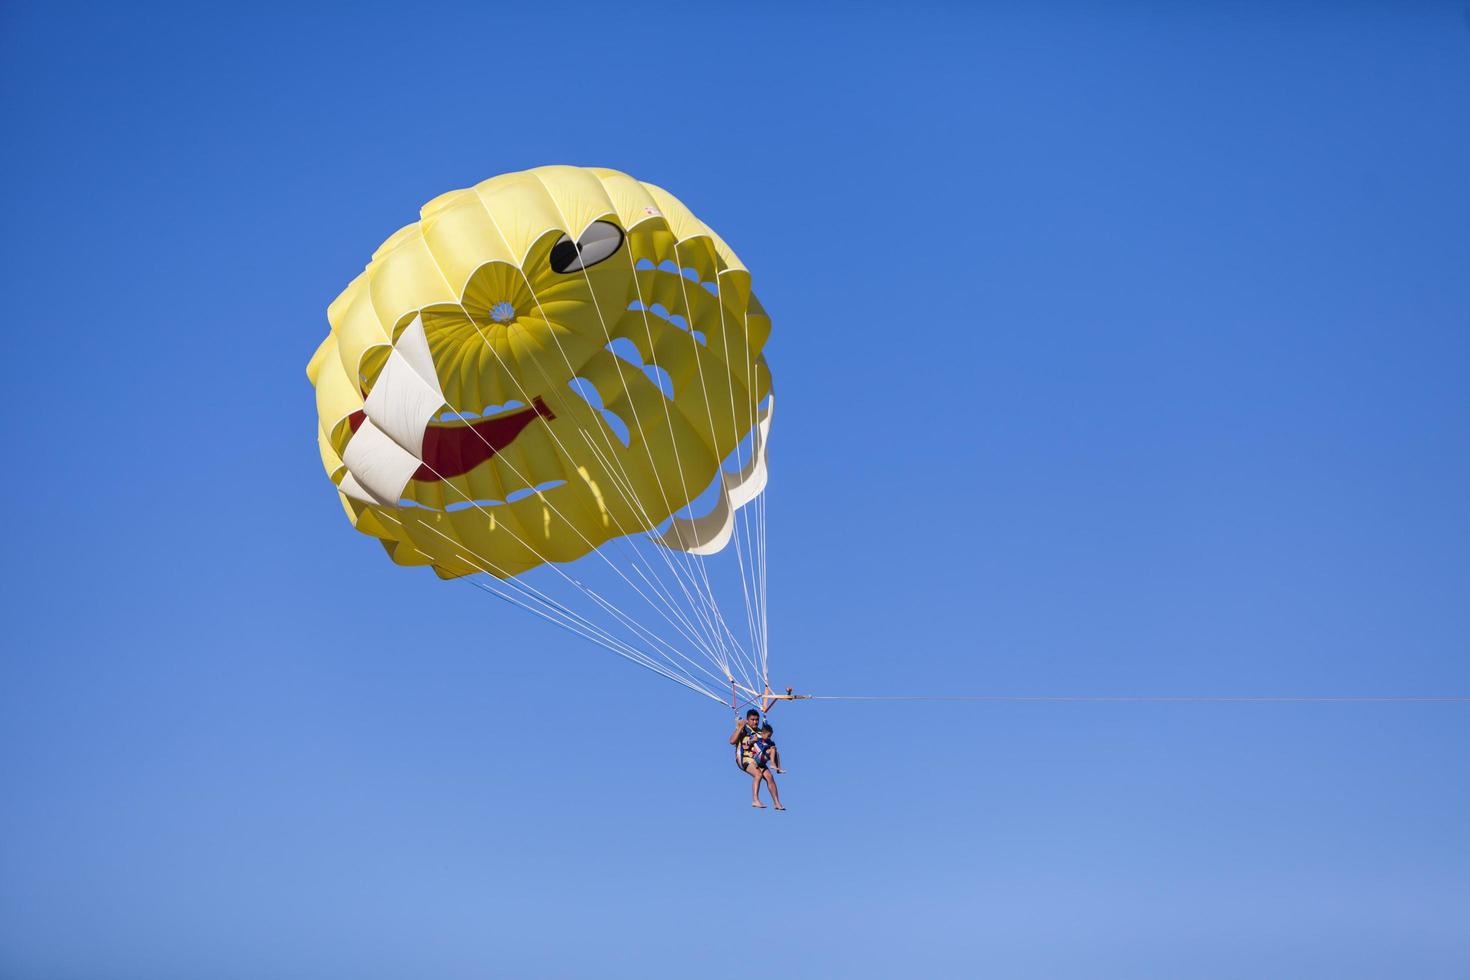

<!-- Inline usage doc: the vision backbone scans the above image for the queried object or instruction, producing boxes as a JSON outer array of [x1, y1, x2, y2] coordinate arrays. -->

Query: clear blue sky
[[2, 3, 1467, 978]]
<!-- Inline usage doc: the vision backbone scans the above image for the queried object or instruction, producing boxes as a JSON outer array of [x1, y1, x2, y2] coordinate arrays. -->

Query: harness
[[736, 729, 773, 771], [735, 725, 761, 771]]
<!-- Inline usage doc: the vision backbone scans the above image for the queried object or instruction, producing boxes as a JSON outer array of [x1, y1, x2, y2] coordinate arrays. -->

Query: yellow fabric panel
[[307, 165, 771, 580], [529, 165, 621, 241], [744, 291, 772, 353], [585, 168, 669, 232], [305, 335, 333, 386], [317, 427, 344, 481], [703, 227, 748, 279], [418, 190, 519, 296], [366, 233, 458, 339], [329, 274, 391, 395], [472, 172, 571, 265], [371, 223, 421, 262], [312, 336, 362, 424], [640, 183, 748, 277], [640, 184, 715, 250]]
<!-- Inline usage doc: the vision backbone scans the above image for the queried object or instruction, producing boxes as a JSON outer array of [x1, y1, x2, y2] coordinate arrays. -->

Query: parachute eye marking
[[550, 220, 625, 274]]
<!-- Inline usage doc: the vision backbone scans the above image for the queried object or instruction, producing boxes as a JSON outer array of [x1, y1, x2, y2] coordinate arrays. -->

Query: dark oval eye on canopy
[[549, 220, 626, 274]]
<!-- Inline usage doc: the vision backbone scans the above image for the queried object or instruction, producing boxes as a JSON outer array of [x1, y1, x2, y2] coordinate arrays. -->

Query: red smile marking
[[347, 396, 556, 482]]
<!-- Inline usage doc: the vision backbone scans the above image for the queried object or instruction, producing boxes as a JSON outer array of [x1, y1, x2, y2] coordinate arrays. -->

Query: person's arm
[[729, 719, 748, 745]]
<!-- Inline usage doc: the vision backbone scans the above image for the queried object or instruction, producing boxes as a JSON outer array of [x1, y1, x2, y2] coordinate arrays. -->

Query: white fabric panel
[[724, 396, 773, 510], [391, 311, 439, 383], [657, 397, 773, 557], [338, 472, 376, 505], [364, 314, 444, 456], [658, 486, 735, 556], [342, 419, 422, 506]]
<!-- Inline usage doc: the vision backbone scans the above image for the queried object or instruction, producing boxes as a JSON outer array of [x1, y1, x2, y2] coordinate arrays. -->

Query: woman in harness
[[730, 709, 785, 810]]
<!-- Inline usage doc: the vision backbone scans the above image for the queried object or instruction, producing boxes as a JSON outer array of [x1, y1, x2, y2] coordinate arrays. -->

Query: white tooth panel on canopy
[[363, 314, 444, 456], [342, 418, 422, 506], [657, 396, 773, 557]]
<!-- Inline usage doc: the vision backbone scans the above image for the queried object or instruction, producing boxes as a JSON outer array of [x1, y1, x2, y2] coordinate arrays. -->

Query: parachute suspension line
[[573, 431, 758, 693], [400, 516, 730, 700], [761, 492, 771, 680], [466, 577, 720, 699], [707, 244, 770, 693], [741, 476, 768, 686], [464, 578, 725, 701], [495, 185, 746, 686], [566, 419, 757, 694], [735, 329, 769, 692], [541, 204, 753, 689], [423, 194, 748, 692], [589, 223, 734, 630], [746, 490, 764, 686], [376, 515, 727, 700], [526, 181, 769, 695], [713, 280, 769, 695], [663, 236, 764, 683], [410, 231, 735, 677], [756, 486, 770, 688], [702, 235, 766, 693], [391, 392, 724, 683], [361, 317, 726, 686], [572, 221, 750, 685], [375, 468, 733, 698], [647, 238, 764, 692], [579, 443, 764, 696], [805, 695, 1470, 703]]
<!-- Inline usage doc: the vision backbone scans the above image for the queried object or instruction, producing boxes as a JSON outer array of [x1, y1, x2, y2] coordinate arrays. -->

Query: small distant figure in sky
[[730, 709, 785, 810]]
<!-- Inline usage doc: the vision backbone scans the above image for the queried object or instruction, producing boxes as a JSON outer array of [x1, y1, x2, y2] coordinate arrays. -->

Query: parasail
[[307, 166, 788, 708]]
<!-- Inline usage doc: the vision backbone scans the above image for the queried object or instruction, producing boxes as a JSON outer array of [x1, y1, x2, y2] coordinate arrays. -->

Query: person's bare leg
[[763, 769, 784, 810], [748, 765, 766, 806]]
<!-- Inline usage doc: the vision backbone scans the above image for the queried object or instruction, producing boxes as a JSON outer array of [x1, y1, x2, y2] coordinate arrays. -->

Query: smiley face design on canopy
[[307, 166, 773, 579]]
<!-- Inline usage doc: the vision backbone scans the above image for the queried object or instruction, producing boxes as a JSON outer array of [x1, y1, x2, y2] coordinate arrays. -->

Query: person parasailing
[[730, 707, 785, 810]]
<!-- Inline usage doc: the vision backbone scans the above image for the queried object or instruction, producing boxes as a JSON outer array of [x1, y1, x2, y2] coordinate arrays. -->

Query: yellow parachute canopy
[[306, 166, 773, 588]]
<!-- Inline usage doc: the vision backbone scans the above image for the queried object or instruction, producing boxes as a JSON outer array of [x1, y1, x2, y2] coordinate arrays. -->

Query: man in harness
[[730, 708, 785, 810]]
